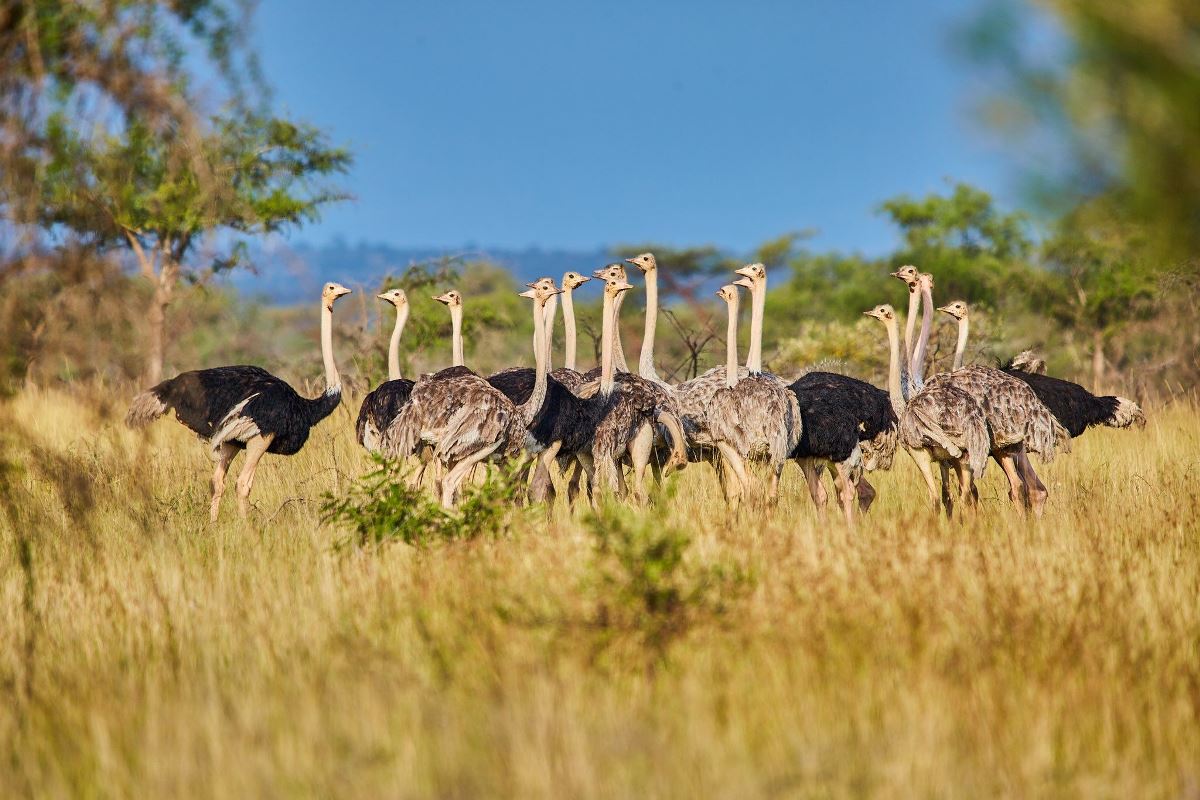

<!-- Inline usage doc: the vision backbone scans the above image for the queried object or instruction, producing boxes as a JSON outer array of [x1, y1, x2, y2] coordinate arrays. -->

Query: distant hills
[[227, 240, 613, 305]]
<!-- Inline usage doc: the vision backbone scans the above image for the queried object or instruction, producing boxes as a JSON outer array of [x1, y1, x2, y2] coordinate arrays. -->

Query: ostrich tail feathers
[[1106, 397, 1146, 430], [125, 390, 168, 429]]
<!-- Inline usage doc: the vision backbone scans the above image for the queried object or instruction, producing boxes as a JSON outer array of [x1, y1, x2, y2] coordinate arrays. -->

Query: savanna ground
[[1, 383, 1198, 798]]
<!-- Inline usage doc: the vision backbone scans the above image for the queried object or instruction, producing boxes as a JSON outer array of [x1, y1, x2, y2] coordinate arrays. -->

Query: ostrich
[[126, 282, 353, 521], [356, 288, 414, 452], [912, 279, 1070, 515], [549, 270, 593, 394], [583, 275, 682, 502], [998, 346, 1146, 437], [938, 299, 1142, 504], [676, 263, 800, 504], [786, 368, 898, 522], [381, 281, 561, 508], [575, 261, 688, 497], [865, 303, 990, 515], [890, 264, 924, 397]]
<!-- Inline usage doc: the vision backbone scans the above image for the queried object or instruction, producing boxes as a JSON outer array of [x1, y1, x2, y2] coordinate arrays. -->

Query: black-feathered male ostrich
[[126, 282, 352, 521], [356, 288, 414, 451]]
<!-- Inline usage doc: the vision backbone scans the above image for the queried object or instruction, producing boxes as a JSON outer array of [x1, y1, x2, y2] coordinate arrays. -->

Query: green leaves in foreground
[[585, 501, 753, 657], [321, 455, 522, 549]]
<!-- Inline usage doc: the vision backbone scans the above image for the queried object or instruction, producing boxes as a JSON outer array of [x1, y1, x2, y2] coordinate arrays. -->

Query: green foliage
[[961, 0, 1200, 261], [40, 112, 350, 272], [322, 456, 524, 550], [879, 182, 1034, 308], [585, 501, 750, 656]]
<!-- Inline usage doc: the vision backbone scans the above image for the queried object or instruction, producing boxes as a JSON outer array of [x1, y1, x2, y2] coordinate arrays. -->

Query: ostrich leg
[[996, 452, 1028, 514], [908, 448, 942, 513], [832, 461, 858, 526], [235, 433, 275, 517], [798, 458, 828, 510], [1015, 449, 1048, 516], [441, 441, 504, 509], [530, 441, 561, 504], [210, 443, 238, 522], [715, 442, 750, 511], [628, 423, 656, 506]]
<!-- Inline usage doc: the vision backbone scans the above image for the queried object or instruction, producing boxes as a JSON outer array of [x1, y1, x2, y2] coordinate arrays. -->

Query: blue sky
[[254, 1, 1014, 256]]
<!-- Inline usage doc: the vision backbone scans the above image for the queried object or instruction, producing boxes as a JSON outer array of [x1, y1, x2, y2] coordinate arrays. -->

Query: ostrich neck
[[562, 287, 578, 371], [600, 291, 616, 396], [613, 291, 629, 372], [321, 302, 340, 392], [387, 305, 408, 381], [953, 316, 969, 371], [883, 317, 905, 415], [638, 270, 661, 381], [725, 297, 740, 388], [519, 296, 551, 428], [541, 293, 558, 373], [904, 287, 919, 366], [747, 277, 766, 374], [450, 305, 464, 367], [911, 282, 933, 386]]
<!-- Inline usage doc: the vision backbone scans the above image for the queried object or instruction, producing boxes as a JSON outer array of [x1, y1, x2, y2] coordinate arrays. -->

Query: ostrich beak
[[733, 277, 753, 290], [433, 293, 453, 304], [518, 288, 537, 299], [734, 265, 757, 279], [331, 284, 351, 298], [936, 305, 952, 314], [889, 271, 901, 278]]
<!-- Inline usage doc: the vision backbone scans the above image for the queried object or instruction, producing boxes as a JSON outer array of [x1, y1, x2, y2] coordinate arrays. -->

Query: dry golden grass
[[1, 383, 1198, 798]]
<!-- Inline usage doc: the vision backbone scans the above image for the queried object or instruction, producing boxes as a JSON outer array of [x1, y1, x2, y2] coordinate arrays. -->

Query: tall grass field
[[1, 384, 1197, 797]]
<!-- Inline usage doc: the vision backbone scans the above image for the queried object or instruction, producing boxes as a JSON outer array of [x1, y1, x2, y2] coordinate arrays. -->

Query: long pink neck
[[952, 315, 969, 371], [519, 295, 551, 427], [562, 285, 578, 371], [387, 305, 408, 381], [747, 277, 766, 374], [600, 291, 617, 396], [883, 316, 905, 415], [450, 305, 464, 367], [639, 269, 661, 381], [911, 281, 933, 385]]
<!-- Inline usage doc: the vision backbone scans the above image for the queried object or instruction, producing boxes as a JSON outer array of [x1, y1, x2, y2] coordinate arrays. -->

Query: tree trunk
[[1091, 329, 1106, 394], [145, 259, 179, 385]]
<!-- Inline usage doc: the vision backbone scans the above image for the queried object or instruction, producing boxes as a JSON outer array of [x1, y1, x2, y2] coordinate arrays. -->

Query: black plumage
[[487, 368, 598, 455], [787, 371, 897, 461], [355, 379, 414, 448], [128, 365, 341, 455], [1000, 361, 1144, 438]]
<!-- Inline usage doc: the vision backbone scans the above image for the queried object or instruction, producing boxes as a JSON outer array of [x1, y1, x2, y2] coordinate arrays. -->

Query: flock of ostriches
[[126, 255, 1146, 524]]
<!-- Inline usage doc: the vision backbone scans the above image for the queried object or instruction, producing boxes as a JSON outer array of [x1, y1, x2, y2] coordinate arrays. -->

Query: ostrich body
[[787, 369, 898, 520], [866, 303, 990, 515], [382, 282, 561, 508], [356, 288, 415, 451], [925, 294, 1070, 514], [999, 350, 1146, 437], [126, 282, 352, 521]]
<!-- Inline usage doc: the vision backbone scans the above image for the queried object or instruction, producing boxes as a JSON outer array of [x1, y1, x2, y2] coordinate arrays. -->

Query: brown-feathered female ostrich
[[865, 303, 990, 515], [911, 276, 1070, 515], [582, 275, 682, 502], [126, 282, 352, 521], [677, 264, 800, 505], [356, 288, 414, 452], [938, 299, 1143, 497], [381, 281, 562, 508]]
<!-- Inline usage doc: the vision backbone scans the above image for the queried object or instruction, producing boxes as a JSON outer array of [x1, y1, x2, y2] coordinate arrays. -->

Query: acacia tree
[[39, 113, 349, 383]]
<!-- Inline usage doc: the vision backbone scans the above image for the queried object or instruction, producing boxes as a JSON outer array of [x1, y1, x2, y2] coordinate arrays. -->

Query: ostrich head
[[890, 265, 920, 285], [376, 288, 407, 307], [715, 284, 739, 304], [604, 276, 634, 298], [521, 277, 560, 299], [623, 252, 657, 274], [433, 290, 463, 308], [937, 300, 968, 320], [863, 304, 897, 323], [593, 263, 627, 282], [561, 271, 592, 291], [322, 282, 352, 309], [732, 276, 754, 291], [734, 262, 766, 283]]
